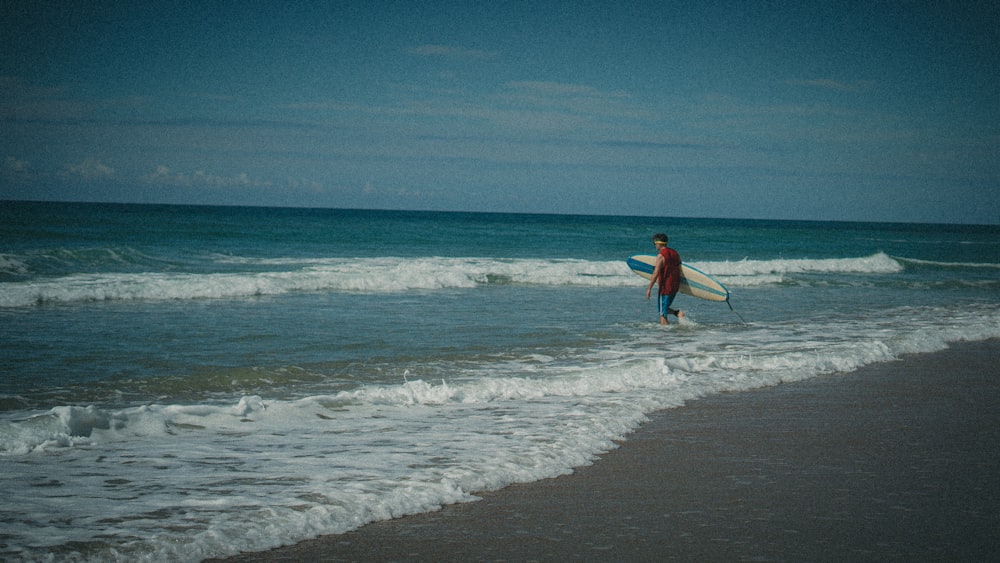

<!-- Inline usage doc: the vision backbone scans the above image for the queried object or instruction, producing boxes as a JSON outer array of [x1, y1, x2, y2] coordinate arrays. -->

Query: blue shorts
[[658, 293, 677, 317]]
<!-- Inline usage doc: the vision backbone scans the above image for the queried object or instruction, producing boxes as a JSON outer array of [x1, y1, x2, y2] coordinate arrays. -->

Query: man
[[645, 233, 685, 325]]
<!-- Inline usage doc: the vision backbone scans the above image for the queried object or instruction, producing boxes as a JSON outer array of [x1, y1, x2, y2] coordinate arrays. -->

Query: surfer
[[645, 233, 685, 325]]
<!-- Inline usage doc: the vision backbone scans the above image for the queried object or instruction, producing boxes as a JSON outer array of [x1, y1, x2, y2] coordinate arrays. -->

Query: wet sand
[[219, 339, 1000, 562]]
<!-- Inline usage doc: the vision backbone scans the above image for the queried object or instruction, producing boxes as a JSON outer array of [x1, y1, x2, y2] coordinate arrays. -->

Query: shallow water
[[1, 201, 998, 561]]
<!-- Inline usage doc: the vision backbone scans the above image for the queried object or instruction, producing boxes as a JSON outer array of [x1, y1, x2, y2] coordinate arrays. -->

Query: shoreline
[[218, 339, 1000, 561]]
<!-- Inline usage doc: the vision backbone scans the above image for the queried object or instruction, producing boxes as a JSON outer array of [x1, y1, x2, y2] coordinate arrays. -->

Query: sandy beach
[[219, 339, 1000, 562]]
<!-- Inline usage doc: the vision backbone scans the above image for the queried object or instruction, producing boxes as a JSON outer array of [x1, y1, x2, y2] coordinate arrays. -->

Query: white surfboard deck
[[626, 254, 729, 302]]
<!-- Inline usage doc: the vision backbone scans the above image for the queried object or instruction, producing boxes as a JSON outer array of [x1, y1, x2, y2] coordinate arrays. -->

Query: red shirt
[[657, 246, 682, 295]]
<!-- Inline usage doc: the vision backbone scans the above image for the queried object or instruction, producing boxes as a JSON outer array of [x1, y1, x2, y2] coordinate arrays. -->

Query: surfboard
[[626, 254, 730, 302]]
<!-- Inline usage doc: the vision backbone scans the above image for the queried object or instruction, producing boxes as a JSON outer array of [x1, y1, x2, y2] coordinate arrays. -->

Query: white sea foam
[[2, 303, 998, 561], [0, 254, 30, 276], [0, 254, 910, 307], [895, 256, 1000, 269], [692, 251, 904, 276], [5, 203, 998, 563]]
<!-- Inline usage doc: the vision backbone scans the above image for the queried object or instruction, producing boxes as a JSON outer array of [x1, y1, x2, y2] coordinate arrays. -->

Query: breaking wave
[[0, 253, 909, 307]]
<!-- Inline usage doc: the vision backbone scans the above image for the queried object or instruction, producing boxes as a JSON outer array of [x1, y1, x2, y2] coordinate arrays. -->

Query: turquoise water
[[1, 201, 998, 561]]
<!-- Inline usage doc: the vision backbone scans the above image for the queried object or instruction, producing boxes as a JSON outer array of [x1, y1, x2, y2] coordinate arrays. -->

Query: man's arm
[[645, 254, 665, 299]]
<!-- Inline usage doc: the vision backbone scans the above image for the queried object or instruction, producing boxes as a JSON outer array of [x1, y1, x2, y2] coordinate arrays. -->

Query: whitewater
[[1, 202, 997, 561], [0, 252, 907, 308]]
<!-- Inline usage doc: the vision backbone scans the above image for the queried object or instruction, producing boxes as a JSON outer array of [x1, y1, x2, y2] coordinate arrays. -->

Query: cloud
[[189, 92, 237, 102], [595, 139, 710, 150], [63, 158, 115, 180], [143, 165, 271, 188], [496, 81, 647, 126], [286, 176, 324, 193], [4, 155, 29, 173], [504, 81, 629, 99], [281, 101, 339, 111], [785, 79, 874, 92], [407, 44, 497, 59], [0, 76, 90, 121], [1, 155, 33, 185], [280, 80, 645, 132]]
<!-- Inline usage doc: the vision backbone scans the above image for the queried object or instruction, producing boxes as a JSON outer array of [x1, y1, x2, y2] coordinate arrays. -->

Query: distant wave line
[[893, 256, 1000, 269]]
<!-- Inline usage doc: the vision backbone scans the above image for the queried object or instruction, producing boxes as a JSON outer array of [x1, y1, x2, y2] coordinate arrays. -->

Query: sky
[[2, 1, 998, 224]]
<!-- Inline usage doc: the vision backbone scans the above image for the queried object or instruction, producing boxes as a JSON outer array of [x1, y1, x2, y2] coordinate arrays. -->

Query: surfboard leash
[[726, 296, 749, 326]]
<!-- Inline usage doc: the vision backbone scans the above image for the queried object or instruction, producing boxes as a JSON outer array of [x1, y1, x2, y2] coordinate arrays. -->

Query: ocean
[[2, 200, 998, 562]]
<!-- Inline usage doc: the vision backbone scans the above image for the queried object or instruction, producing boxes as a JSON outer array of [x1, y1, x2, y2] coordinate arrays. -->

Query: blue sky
[[2, 1, 997, 223]]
